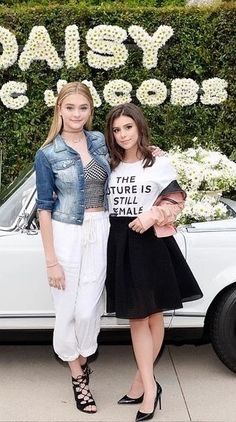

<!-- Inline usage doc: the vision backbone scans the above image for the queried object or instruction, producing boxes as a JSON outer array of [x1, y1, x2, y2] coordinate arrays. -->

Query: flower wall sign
[[42, 77, 228, 110], [0, 24, 228, 109]]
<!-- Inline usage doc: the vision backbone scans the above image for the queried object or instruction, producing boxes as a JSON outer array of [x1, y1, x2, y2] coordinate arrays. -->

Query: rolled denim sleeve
[[34, 149, 55, 211]]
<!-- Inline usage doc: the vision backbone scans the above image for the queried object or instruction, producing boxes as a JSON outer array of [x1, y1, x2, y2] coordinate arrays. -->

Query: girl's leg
[[128, 312, 164, 399], [70, 213, 109, 413], [52, 216, 106, 414], [79, 355, 87, 366], [52, 221, 83, 362], [52, 214, 107, 361], [149, 312, 165, 359], [68, 356, 90, 379], [130, 318, 157, 413], [69, 359, 83, 378]]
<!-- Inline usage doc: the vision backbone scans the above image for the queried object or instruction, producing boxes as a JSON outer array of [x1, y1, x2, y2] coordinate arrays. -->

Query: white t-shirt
[[107, 156, 177, 216]]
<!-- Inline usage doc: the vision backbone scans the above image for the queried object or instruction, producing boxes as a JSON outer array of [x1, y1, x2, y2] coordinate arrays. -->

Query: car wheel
[[209, 285, 236, 373]]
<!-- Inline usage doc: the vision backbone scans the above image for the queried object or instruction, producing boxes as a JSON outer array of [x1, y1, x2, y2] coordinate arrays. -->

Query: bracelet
[[46, 262, 58, 268]]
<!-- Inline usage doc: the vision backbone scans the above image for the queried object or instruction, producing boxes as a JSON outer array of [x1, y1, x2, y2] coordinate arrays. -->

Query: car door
[[171, 220, 236, 328], [0, 171, 54, 329], [0, 229, 55, 329]]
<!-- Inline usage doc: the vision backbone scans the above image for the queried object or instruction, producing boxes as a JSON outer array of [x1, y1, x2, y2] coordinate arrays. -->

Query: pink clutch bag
[[153, 224, 177, 238]]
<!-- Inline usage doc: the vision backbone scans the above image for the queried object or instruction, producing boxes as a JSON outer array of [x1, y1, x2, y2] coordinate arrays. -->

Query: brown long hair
[[42, 82, 94, 147], [105, 103, 154, 169]]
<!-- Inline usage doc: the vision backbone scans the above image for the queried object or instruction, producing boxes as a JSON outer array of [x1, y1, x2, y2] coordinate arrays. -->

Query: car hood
[[188, 217, 236, 230], [0, 230, 21, 237]]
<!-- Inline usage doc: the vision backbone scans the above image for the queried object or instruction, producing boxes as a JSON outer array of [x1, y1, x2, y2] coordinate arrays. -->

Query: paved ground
[[0, 343, 235, 422]]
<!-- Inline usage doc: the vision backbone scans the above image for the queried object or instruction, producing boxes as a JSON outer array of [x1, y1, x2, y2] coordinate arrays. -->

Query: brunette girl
[[105, 103, 203, 422]]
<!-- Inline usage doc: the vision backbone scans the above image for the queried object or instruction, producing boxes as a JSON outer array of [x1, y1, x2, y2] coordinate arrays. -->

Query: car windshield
[[0, 167, 35, 228]]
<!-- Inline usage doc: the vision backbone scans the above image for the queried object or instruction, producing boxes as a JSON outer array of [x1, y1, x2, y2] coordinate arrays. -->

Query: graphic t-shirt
[[107, 156, 177, 216]]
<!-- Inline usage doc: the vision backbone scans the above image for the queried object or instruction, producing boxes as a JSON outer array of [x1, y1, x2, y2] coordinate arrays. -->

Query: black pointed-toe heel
[[135, 381, 162, 421], [118, 393, 144, 404]]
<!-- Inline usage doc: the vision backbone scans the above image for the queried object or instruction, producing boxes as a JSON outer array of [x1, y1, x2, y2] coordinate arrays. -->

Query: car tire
[[209, 285, 236, 373]]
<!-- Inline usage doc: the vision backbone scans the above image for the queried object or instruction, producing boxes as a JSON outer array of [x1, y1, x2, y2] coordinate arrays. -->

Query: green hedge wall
[[0, 3, 235, 187], [0, 0, 187, 7]]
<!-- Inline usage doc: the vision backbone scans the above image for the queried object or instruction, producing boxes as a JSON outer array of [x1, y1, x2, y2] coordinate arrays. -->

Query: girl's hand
[[47, 263, 65, 290], [150, 146, 166, 157], [128, 218, 145, 234]]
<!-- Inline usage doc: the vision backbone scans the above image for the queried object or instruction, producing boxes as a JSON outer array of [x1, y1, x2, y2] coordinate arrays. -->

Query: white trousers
[[51, 212, 109, 361]]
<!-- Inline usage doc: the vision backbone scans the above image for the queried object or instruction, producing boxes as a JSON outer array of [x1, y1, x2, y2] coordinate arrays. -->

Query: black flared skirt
[[105, 216, 203, 319]]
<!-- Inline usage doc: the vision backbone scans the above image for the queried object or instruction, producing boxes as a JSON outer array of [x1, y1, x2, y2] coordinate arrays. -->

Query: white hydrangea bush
[[168, 145, 236, 224], [176, 193, 229, 225]]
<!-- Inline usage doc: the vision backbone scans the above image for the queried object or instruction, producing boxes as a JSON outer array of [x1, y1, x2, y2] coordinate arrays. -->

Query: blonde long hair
[[43, 82, 94, 147]]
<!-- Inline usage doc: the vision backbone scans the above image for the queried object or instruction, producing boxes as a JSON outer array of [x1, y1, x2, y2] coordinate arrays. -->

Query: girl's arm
[[39, 210, 58, 266], [129, 192, 185, 233], [138, 192, 185, 230], [35, 150, 65, 289], [39, 210, 65, 290]]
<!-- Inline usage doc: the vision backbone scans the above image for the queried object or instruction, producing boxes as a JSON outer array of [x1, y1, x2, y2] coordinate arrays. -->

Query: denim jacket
[[35, 130, 111, 225]]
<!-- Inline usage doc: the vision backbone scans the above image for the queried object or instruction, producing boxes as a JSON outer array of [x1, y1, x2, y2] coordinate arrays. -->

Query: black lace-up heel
[[81, 362, 92, 383], [72, 374, 97, 414]]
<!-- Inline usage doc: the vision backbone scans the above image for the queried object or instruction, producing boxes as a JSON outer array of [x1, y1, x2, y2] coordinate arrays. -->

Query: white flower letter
[[0, 27, 18, 69], [65, 25, 80, 68], [44, 79, 68, 107], [103, 80, 132, 106], [200, 78, 228, 105], [0, 81, 29, 109], [82, 80, 102, 107], [18, 26, 63, 71], [44, 79, 102, 108], [86, 25, 128, 70], [128, 25, 173, 69], [136, 79, 167, 106], [171, 78, 199, 106]]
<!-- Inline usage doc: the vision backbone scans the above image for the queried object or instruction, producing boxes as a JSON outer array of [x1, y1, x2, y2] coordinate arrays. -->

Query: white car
[[0, 167, 236, 373]]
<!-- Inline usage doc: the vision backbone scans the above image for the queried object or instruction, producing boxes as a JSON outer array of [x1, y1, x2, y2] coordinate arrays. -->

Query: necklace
[[62, 133, 85, 144], [69, 139, 83, 143], [62, 130, 85, 143]]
